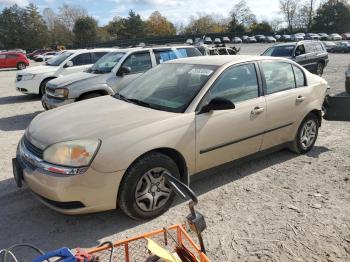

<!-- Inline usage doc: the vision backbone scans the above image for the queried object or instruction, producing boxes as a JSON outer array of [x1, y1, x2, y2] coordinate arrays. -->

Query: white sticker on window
[[188, 68, 213, 76]]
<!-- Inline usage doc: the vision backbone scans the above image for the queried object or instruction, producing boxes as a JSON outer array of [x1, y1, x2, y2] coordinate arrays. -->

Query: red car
[[0, 52, 29, 70]]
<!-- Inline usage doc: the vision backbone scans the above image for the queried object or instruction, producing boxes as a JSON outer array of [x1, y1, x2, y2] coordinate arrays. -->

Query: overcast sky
[[0, 0, 282, 25]]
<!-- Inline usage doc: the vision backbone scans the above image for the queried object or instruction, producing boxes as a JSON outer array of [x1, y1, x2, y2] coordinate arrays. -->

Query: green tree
[[312, 1, 350, 32], [73, 16, 98, 44], [184, 14, 226, 35], [24, 4, 49, 49], [249, 21, 273, 34], [125, 10, 146, 38]]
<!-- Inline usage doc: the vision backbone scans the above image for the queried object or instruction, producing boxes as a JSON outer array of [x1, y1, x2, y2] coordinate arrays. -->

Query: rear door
[[0, 54, 5, 68], [5, 54, 18, 68], [109, 51, 153, 92], [195, 62, 267, 172], [62, 52, 93, 75], [92, 52, 108, 63], [259, 60, 310, 150]]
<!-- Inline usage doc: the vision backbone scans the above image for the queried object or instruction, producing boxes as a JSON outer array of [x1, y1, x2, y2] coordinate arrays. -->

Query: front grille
[[17, 75, 22, 82], [23, 137, 43, 159]]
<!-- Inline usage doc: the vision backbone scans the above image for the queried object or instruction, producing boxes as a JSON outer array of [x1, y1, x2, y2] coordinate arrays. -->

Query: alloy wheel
[[135, 167, 172, 212], [300, 120, 317, 150]]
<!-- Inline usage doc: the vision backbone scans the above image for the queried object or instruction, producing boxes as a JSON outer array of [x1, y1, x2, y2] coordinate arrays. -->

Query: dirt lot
[[0, 44, 349, 261]]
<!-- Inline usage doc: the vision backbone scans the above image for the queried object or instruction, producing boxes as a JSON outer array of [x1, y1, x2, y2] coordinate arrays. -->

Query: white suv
[[15, 49, 114, 96]]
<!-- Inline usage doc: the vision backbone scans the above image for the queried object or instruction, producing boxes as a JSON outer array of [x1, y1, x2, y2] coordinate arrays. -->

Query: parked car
[[255, 35, 266, 42], [232, 37, 242, 43], [329, 33, 342, 41], [194, 37, 202, 44], [217, 47, 240, 55], [274, 35, 282, 41], [265, 36, 277, 43], [262, 40, 329, 76], [305, 33, 320, 40], [27, 49, 52, 59], [282, 35, 292, 42], [213, 38, 221, 44], [323, 41, 337, 52], [331, 41, 350, 53], [15, 49, 113, 96], [222, 37, 230, 43], [43, 51, 60, 61], [318, 33, 329, 40], [13, 55, 328, 218], [342, 33, 350, 40], [247, 36, 257, 43], [196, 45, 219, 56], [346, 64, 350, 94], [8, 49, 26, 54], [204, 37, 213, 44], [42, 46, 203, 110], [34, 51, 59, 62], [186, 38, 194, 45], [242, 36, 249, 43], [0, 52, 29, 70], [291, 34, 304, 41]]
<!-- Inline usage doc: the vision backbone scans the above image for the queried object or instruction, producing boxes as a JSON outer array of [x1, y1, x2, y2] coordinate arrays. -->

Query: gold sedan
[[13, 55, 328, 219]]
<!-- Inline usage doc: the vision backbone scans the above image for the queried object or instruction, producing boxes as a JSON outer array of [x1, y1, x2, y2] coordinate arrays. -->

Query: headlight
[[54, 88, 69, 98], [22, 74, 35, 81], [43, 140, 101, 167]]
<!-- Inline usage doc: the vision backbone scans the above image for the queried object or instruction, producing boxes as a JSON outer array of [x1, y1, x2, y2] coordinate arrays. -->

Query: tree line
[[0, 0, 350, 50]]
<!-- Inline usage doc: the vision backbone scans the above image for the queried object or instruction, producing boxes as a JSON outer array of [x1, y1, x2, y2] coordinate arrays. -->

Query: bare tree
[[42, 8, 56, 30], [230, 0, 257, 27], [279, 0, 299, 31], [57, 4, 87, 31]]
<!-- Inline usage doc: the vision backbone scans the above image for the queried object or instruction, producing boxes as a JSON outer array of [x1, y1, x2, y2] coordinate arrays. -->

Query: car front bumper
[[42, 94, 75, 110], [15, 78, 41, 95], [14, 138, 125, 214]]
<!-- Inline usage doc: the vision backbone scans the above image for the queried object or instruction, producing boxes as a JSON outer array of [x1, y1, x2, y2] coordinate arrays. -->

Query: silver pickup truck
[[42, 45, 202, 110]]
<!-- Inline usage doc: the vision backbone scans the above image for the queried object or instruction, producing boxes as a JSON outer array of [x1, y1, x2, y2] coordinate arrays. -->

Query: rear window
[[154, 50, 179, 64], [177, 48, 202, 57], [263, 46, 294, 57]]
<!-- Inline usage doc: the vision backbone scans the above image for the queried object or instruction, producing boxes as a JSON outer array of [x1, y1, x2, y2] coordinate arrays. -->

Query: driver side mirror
[[116, 66, 131, 77], [64, 60, 73, 68], [198, 97, 235, 114]]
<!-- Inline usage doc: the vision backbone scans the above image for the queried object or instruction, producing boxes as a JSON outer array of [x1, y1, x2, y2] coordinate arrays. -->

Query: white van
[[15, 48, 114, 95]]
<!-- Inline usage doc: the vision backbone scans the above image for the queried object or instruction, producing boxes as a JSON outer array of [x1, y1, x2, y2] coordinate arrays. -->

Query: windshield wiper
[[115, 94, 161, 110]]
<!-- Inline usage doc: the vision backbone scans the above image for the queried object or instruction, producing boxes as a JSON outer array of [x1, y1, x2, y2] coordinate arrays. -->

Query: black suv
[[262, 40, 329, 76]]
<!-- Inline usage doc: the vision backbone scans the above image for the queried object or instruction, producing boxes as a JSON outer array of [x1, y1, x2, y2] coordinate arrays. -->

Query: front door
[[195, 63, 267, 172], [62, 53, 93, 75], [108, 51, 153, 93]]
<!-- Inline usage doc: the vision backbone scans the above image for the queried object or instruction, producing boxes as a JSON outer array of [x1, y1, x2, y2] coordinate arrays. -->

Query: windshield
[[263, 45, 294, 57], [116, 63, 218, 113], [89, 52, 125, 74], [46, 52, 73, 66]]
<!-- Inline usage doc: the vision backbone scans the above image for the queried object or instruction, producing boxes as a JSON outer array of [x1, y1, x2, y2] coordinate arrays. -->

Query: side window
[[6, 54, 18, 59], [92, 52, 108, 63], [315, 43, 324, 52], [177, 48, 202, 57], [295, 45, 305, 56], [71, 53, 92, 66], [305, 43, 315, 53], [293, 65, 306, 87], [154, 50, 178, 64], [209, 63, 259, 104], [260, 61, 296, 94], [218, 49, 228, 55], [122, 52, 152, 74]]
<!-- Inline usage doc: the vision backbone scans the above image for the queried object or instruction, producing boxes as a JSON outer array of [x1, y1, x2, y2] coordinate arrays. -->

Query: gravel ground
[[0, 44, 349, 261]]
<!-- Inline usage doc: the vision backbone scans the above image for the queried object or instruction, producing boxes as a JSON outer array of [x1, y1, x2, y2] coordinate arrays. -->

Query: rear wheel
[[118, 152, 180, 220], [316, 62, 324, 76], [289, 114, 319, 154], [17, 62, 26, 70]]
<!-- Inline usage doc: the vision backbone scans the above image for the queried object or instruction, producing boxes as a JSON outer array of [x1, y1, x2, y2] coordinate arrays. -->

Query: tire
[[79, 92, 102, 101], [39, 78, 52, 97], [118, 152, 180, 220], [289, 114, 319, 154], [17, 62, 26, 70], [316, 62, 324, 76]]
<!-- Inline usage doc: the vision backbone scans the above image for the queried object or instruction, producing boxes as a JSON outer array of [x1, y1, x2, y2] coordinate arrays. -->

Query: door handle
[[296, 96, 306, 102], [251, 106, 264, 115]]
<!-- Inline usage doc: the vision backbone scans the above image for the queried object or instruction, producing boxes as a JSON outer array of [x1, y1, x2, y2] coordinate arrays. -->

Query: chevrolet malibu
[[13, 56, 328, 220]]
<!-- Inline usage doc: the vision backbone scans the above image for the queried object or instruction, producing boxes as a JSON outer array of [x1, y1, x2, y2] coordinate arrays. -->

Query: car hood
[[18, 65, 57, 75], [26, 96, 179, 149], [48, 71, 109, 88]]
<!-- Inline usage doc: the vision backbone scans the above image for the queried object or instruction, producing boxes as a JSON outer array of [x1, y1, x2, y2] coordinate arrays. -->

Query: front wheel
[[316, 62, 324, 76], [289, 114, 319, 154], [17, 62, 26, 70], [118, 152, 180, 220]]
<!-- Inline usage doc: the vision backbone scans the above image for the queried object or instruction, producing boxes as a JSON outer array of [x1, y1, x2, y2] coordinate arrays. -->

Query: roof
[[0, 52, 24, 55], [168, 55, 289, 66]]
